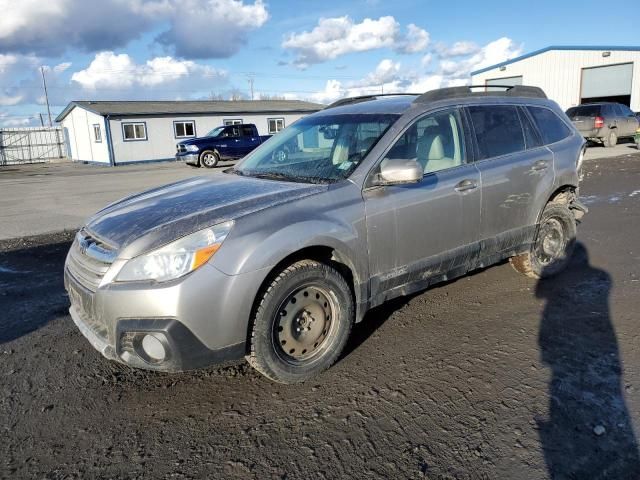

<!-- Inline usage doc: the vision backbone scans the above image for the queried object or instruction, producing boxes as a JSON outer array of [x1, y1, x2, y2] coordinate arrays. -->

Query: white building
[[55, 100, 323, 165], [470, 46, 640, 112]]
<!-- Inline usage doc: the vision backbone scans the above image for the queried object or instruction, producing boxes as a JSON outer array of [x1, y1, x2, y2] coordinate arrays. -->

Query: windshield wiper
[[251, 172, 327, 184]]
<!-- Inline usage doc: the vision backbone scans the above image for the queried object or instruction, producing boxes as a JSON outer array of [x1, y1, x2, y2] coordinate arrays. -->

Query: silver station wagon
[[65, 86, 587, 383]]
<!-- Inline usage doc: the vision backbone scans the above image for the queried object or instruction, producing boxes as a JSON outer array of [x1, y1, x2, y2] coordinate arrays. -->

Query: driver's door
[[363, 108, 481, 303]]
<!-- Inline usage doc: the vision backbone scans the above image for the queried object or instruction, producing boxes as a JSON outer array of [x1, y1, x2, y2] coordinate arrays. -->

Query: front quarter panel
[[211, 181, 368, 298]]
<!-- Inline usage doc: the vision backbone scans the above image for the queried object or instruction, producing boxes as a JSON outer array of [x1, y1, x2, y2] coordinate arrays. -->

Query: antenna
[[40, 66, 53, 126]]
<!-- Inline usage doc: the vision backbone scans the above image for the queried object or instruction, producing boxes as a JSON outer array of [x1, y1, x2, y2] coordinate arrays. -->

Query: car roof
[[315, 95, 419, 116], [315, 86, 553, 117]]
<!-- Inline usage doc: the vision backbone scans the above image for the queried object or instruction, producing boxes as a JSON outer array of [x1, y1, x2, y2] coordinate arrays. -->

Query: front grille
[[66, 230, 117, 292], [177, 144, 187, 153]]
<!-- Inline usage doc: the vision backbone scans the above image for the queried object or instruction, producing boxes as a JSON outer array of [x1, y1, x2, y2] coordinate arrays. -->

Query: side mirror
[[376, 158, 423, 185]]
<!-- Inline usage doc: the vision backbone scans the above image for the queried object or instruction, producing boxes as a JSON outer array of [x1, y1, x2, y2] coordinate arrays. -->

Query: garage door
[[581, 63, 633, 106], [485, 76, 523, 91]]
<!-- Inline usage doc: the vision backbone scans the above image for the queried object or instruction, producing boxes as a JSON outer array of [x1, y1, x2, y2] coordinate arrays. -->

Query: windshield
[[205, 126, 225, 137], [231, 113, 399, 183]]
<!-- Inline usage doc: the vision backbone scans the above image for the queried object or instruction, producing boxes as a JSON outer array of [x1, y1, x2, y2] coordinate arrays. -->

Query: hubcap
[[204, 154, 215, 166], [534, 217, 566, 265], [275, 285, 335, 362], [273, 150, 286, 163]]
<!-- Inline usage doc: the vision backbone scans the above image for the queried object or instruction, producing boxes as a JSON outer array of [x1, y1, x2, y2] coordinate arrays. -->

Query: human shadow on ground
[[536, 242, 640, 478], [0, 236, 72, 344]]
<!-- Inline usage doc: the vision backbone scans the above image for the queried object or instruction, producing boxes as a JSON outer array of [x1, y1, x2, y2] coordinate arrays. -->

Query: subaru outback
[[64, 85, 587, 384]]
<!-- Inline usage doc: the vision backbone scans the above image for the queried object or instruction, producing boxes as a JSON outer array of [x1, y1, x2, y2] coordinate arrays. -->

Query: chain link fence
[[0, 127, 67, 166]]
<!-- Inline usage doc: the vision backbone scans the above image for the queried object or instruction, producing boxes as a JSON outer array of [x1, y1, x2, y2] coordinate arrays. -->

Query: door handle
[[454, 179, 478, 192], [531, 160, 549, 171]]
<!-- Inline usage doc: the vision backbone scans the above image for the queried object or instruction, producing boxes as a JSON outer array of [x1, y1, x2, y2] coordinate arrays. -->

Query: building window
[[223, 119, 243, 125], [268, 118, 285, 134], [122, 122, 147, 141], [174, 121, 196, 138], [93, 124, 102, 143]]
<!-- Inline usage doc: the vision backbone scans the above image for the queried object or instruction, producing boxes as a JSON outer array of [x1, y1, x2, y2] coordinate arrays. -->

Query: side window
[[223, 126, 240, 137], [527, 106, 572, 145], [383, 108, 465, 174], [518, 107, 542, 149], [92, 124, 102, 143], [241, 125, 254, 136], [468, 105, 525, 160]]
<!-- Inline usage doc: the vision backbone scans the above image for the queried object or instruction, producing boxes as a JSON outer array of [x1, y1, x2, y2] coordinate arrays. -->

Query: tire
[[602, 130, 617, 148], [199, 150, 219, 168], [510, 202, 577, 279], [247, 260, 354, 384]]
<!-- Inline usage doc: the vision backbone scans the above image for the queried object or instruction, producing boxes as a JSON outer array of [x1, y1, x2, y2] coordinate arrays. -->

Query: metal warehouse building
[[55, 100, 323, 165], [471, 46, 640, 112]]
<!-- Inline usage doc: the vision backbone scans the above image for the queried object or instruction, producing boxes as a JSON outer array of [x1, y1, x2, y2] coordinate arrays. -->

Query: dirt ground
[[1, 153, 640, 479]]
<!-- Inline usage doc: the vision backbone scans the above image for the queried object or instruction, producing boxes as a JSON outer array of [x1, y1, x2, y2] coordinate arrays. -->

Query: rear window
[[468, 105, 525, 160], [568, 105, 601, 118], [527, 106, 572, 145]]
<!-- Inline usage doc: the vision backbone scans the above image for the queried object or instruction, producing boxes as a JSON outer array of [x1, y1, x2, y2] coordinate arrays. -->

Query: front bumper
[[64, 261, 265, 372], [175, 153, 199, 165]]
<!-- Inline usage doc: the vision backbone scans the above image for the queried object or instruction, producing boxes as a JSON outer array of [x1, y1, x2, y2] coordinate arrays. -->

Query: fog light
[[141, 334, 166, 362]]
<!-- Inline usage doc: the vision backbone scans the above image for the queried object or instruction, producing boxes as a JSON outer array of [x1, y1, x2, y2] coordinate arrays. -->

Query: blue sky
[[0, 0, 638, 126]]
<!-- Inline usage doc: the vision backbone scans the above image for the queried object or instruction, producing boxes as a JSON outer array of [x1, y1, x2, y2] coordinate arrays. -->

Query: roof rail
[[324, 93, 420, 110], [413, 85, 547, 104]]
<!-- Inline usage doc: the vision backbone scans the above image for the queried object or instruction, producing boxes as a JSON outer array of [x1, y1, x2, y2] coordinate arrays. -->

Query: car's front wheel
[[200, 150, 219, 168], [510, 202, 577, 279], [247, 260, 354, 383]]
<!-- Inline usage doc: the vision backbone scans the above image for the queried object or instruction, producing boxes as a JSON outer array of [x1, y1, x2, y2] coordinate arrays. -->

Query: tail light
[[594, 116, 604, 129]]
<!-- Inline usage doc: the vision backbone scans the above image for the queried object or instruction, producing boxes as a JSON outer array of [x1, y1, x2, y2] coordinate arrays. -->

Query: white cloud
[[0, 0, 269, 59], [0, 94, 23, 106], [158, 0, 269, 58], [0, 111, 33, 127], [71, 52, 227, 90], [435, 41, 480, 57], [396, 24, 430, 54], [302, 37, 522, 104], [437, 37, 522, 80], [282, 16, 429, 67]]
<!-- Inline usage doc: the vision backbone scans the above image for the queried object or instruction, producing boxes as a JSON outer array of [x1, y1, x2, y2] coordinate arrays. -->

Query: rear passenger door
[[467, 104, 555, 258], [240, 125, 260, 156]]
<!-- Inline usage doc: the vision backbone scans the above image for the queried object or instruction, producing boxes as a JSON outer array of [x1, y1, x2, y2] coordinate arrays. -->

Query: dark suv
[[65, 85, 587, 383], [566, 103, 639, 147]]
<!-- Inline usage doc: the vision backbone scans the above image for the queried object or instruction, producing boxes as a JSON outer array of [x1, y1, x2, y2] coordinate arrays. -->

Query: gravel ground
[[1, 154, 640, 479]]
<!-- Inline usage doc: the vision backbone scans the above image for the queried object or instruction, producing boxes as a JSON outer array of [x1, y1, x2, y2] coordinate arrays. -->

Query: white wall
[[61, 107, 110, 163], [471, 49, 640, 112], [109, 113, 310, 164]]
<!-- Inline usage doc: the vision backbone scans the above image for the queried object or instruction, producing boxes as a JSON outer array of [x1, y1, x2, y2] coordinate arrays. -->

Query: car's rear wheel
[[247, 260, 354, 383], [603, 130, 617, 147], [200, 150, 219, 168], [510, 202, 576, 279]]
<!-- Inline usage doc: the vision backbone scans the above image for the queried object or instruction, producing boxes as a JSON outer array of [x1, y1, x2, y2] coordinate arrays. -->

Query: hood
[[85, 173, 326, 258], [177, 137, 210, 146]]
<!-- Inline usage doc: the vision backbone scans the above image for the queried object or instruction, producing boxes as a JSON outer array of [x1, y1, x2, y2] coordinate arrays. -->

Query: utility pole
[[381, 83, 384, 94], [40, 67, 52, 126], [247, 74, 255, 100]]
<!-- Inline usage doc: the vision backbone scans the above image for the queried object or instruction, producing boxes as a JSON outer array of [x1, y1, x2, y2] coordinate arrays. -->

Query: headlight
[[115, 221, 233, 283], [185, 145, 199, 152]]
